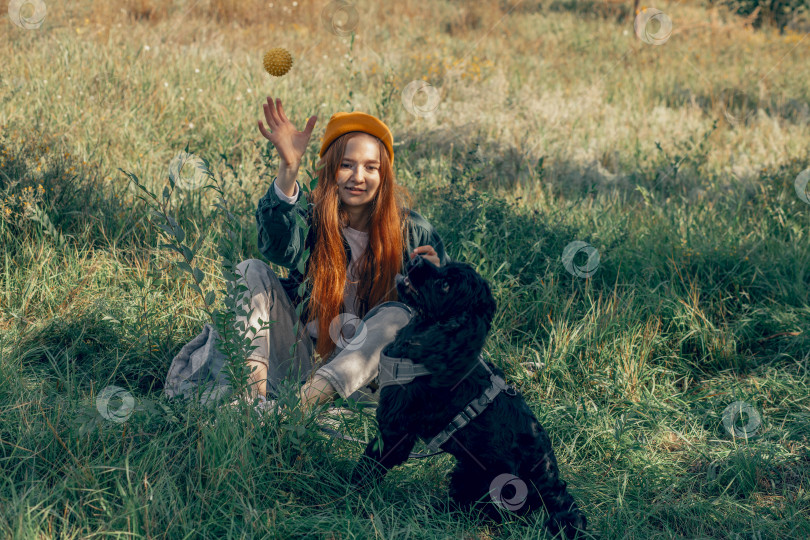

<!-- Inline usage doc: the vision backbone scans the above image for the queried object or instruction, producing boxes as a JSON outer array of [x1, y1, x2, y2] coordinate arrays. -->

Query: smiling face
[[336, 133, 383, 216], [395, 256, 497, 330]]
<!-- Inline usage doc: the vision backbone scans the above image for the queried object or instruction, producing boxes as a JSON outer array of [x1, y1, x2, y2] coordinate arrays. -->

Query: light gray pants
[[234, 259, 414, 402]]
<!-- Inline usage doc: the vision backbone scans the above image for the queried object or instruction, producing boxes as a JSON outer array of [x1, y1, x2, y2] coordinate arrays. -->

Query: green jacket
[[255, 178, 451, 324]]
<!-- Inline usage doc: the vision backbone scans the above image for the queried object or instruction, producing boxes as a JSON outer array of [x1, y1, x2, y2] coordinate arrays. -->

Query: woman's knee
[[235, 259, 278, 289], [236, 258, 271, 277], [363, 303, 412, 333]]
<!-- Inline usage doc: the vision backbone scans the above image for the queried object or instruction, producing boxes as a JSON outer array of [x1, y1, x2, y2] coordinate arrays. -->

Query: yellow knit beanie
[[319, 111, 394, 166]]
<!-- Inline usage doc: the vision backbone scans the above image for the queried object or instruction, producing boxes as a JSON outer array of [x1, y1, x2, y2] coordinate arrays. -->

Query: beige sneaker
[[253, 394, 280, 416], [221, 393, 280, 427]]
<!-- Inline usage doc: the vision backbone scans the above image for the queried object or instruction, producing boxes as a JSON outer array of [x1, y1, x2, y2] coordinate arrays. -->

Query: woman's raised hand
[[258, 96, 317, 167]]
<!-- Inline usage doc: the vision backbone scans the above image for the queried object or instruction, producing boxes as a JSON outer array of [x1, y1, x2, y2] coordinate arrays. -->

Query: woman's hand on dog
[[411, 245, 440, 267]]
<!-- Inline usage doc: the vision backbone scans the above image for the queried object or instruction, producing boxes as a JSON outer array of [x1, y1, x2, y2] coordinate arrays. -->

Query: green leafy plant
[[120, 146, 270, 405], [119, 147, 328, 413]]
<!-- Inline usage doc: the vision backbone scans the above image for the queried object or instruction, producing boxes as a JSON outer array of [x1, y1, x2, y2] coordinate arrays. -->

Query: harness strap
[[377, 351, 432, 389], [375, 351, 517, 455], [423, 356, 516, 454]]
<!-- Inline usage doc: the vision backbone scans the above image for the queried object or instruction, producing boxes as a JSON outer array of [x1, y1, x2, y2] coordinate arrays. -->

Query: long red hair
[[303, 132, 415, 363]]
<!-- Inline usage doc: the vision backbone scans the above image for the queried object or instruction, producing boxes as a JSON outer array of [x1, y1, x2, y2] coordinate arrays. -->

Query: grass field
[[1, 0, 809, 538]]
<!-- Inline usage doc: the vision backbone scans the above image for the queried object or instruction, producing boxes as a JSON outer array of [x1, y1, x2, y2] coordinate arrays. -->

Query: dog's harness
[[377, 353, 432, 388], [377, 350, 517, 454]]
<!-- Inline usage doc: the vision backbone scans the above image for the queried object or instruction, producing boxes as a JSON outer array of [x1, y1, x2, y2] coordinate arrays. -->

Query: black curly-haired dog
[[349, 255, 587, 538]]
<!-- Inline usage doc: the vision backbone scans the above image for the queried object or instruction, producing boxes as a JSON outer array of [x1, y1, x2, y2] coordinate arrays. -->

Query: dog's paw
[[545, 510, 587, 539]]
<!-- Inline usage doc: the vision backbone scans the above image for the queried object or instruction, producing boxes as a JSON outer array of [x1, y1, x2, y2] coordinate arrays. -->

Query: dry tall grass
[[1, 2, 809, 537], [2, 0, 807, 209]]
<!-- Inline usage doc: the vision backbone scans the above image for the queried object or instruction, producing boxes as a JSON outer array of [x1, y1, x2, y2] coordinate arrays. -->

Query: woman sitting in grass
[[232, 95, 451, 412]]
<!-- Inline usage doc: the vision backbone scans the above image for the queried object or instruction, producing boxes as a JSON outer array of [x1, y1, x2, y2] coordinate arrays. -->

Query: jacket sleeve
[[427, 220, 451, 266], [255, 177, 309, 269], [405, 209, 452, 267]]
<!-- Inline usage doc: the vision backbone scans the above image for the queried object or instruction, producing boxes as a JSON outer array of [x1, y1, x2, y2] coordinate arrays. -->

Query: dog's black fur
[[349, 255, 587, 538]]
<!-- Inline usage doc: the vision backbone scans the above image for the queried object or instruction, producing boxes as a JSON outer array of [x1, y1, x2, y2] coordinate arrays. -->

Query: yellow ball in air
[[263, 48, 293, 77]]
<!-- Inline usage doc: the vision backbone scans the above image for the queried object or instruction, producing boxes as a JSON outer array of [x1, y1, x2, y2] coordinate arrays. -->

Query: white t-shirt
[[274, 179, 404, 340]]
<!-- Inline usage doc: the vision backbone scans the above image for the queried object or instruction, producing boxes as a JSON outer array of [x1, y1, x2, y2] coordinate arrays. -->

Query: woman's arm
[[256, 95, 317, 269], [255, 175, 311, 269], [404, 210, 451, 267], [300, 374, 336, 411], [276, 159, 301, 198]]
